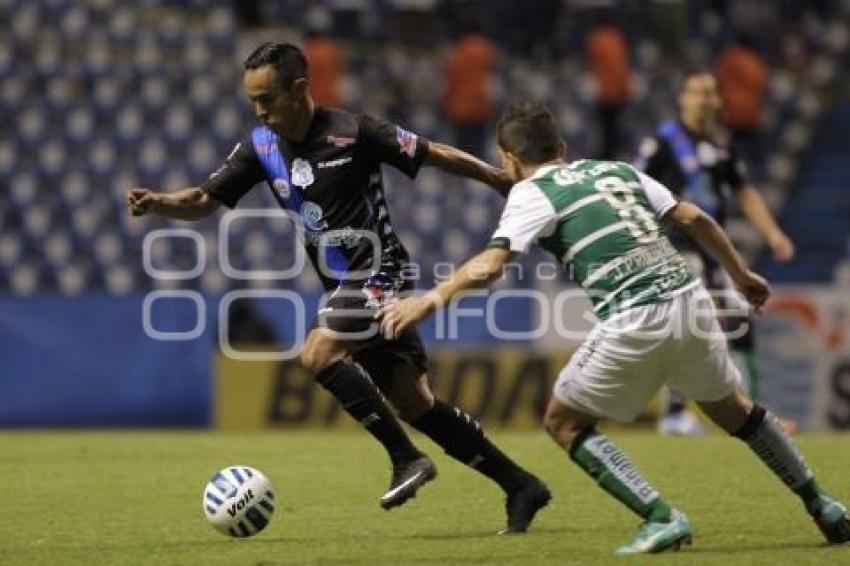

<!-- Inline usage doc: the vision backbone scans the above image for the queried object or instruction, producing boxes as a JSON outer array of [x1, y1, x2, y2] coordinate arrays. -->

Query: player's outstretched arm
[[377, 247, 516, 337], [424, 142, 513, 196], [127, 187, 220, 220], [667, 201, 770, 308], [736, 184, 795, 262]]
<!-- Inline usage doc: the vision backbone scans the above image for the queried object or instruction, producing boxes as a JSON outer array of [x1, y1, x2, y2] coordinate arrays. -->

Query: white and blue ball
[[203, 466, 275, 537]]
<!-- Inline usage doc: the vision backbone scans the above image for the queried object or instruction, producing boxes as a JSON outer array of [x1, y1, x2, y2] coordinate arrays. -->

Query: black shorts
[[312, 275, 429, 389]]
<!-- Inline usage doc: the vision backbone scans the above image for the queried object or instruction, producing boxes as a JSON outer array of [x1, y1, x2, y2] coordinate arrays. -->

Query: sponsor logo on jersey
[[300, 201, 326, 232], [318, 156, 353, 169], [291, 158, 315, 189], [326, 135, 356, 148], [322, 226, 363, 248], [395, 126, 418, 158], [272, 177, 290, 199]]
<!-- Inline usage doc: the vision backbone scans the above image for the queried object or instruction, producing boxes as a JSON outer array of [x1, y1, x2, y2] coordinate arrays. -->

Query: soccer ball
[[202, 465, 275, 537]]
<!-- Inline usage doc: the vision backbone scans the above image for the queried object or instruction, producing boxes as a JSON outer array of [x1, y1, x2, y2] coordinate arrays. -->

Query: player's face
[[243, 65, 306, 136], [680, 74, 722, 127]]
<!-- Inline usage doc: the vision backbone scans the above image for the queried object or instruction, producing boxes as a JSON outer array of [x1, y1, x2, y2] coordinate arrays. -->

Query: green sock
[[570, 429, 672, 522], [795, 478, 827, 514], [733, 405, 824, 514]]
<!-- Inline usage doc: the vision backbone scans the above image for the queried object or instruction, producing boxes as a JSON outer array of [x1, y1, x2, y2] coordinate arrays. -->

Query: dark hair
[[243, 42, 308, 88], [679, 68, 713, 92], [497, 102, 560, 165]]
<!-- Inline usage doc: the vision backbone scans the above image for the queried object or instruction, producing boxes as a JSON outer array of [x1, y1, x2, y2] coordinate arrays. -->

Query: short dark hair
[[497, 102, 560, 165], [679, 69, 713, 93], [243, 42, 308, 88]]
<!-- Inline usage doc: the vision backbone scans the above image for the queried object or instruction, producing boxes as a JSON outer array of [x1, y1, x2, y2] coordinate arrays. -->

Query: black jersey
[[202, 108, 429, 290], [635, 120, 749, 250]]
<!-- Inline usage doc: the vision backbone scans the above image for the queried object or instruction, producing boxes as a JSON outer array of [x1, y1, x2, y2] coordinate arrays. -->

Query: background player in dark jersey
[[127, 42, 550, 533], [635, 71, 796, 436]]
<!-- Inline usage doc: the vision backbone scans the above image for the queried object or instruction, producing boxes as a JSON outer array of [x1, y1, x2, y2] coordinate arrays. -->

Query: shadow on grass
[[686, 540, 831, 554], [133, 525, 577, 550]]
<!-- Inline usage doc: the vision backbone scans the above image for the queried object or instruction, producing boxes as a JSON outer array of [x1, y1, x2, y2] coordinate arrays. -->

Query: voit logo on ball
[[203, 465, 276, 538]]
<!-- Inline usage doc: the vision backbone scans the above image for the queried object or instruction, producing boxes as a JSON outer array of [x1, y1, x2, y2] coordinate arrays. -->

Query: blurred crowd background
[[3, 0, 850, 298], [2, 1, 850, 429]]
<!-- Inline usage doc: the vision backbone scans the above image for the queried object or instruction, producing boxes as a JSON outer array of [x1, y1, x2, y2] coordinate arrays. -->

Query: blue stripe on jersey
[[251, 126, 350, 282], [657, 120, 719, 217]]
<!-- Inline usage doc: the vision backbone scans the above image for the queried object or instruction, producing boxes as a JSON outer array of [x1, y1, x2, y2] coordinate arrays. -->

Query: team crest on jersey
[[291, 158, 315, 189], [272, 177, 290, 199], [300, 201, 327, 232], [395, 126, 418, 158]]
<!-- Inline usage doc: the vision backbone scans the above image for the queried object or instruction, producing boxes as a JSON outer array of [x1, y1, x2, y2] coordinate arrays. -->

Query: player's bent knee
[[697, 388, 752, 433], [543, 410, 575, 449], [299, 333, 347, 375]]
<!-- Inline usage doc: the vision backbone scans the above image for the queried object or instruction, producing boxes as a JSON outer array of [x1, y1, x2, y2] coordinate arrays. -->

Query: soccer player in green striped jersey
[[378, 102, 850, 554]]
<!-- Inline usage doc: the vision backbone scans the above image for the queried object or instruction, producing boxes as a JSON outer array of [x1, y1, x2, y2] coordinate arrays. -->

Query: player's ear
[[557, 141, 567, 159], [292, 77, 310, 100]]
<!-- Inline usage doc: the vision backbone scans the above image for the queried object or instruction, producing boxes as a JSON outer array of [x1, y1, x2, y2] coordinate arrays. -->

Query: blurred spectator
[[303, 31, 344, 108], [716, 34, 768, 172], [441, 28, 497, 157], [585, 16, 631, 159]]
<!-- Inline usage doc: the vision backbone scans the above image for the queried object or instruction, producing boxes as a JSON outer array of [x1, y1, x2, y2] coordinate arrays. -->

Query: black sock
[[411, 400, 530, 493], [316, 361, 421, 466]]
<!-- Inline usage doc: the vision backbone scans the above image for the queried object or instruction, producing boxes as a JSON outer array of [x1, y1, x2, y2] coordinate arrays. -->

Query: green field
[[2, 430, 849, 565]]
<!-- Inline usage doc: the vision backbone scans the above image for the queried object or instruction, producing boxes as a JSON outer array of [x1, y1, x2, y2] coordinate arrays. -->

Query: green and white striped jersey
[[489, 160, 698, 320]]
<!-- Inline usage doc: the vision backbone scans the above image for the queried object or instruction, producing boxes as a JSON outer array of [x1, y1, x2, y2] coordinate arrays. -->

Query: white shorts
[[553, 285, 742, 422]]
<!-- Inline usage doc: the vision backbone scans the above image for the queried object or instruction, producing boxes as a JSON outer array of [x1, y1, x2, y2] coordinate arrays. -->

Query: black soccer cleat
[[380, 455, 437, 510], [499, 477, 552, 534]]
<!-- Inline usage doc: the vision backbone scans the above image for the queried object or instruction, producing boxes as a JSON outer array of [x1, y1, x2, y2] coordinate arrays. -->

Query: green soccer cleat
[[812, 496, 850, 544], [615, 509, 693, 555]]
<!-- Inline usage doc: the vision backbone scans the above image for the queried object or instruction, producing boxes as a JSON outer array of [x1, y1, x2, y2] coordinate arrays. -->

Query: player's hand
[[734, 270, 771, 311], [376, 296, 436, 339], [768, 232, 795, 262], [127, 188, 161, 217]]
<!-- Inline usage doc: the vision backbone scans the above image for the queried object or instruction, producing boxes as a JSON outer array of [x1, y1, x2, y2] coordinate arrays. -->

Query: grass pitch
[[1, 430, 849, 565]]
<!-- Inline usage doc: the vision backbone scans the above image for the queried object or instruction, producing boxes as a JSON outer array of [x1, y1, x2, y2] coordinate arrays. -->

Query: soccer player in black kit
[[635, 71, 796, 436], [128, 42, 550, 533]]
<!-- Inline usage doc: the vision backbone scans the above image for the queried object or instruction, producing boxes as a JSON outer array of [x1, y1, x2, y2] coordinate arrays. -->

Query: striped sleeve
[[633, 168, 678, 219], [488, 181, 557, 253]]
